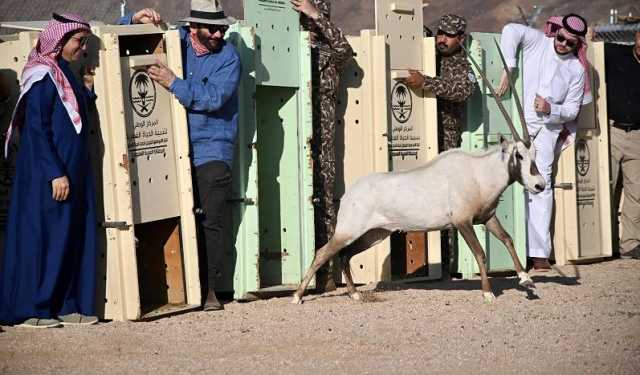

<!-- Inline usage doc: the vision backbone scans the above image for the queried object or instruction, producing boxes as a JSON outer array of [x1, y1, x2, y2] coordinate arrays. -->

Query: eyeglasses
[[556, 34, 578, 48], [199, 24, 229, 35]]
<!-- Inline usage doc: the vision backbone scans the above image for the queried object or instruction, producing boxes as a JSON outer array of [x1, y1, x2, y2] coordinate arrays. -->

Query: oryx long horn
[[461, 44, 524, 144], [493, 38, 531, 146]]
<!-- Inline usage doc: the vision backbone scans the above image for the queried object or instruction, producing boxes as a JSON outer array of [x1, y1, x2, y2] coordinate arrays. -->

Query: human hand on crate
[[132, 8, 163, 25], [148, 60, 176, 89], [404, 69, 426, 89], [496, 69, 513, 97]]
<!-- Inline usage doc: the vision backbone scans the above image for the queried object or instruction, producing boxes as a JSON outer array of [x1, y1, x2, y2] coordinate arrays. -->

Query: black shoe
[[203, 292, 224, 311], [620, 245, 640, 259]]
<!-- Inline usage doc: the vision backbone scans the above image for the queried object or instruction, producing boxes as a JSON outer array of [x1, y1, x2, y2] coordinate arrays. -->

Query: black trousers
[[193, 161, 232, 299]]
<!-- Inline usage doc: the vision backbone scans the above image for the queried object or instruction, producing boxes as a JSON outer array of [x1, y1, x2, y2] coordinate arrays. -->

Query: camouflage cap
[[438, 14, 467, 35]]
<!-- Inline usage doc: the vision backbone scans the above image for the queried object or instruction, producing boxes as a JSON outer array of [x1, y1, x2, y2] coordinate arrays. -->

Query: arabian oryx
[[292, 40, 546, 304]]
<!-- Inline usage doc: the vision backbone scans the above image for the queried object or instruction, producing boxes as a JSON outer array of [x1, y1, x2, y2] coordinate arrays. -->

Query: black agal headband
[[562, 13, 587, 37]]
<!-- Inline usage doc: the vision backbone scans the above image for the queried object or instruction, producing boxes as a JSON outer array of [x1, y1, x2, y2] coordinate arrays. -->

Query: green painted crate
[[458, 32, 527, 279], [219, 2, 315, 299]]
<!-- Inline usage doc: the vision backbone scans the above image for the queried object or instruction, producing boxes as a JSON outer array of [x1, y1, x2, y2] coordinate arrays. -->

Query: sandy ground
[[1, 259, 639, 375]]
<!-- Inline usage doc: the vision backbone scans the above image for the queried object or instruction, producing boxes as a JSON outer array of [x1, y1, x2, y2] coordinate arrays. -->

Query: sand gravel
[[1, 259, 639, 375]]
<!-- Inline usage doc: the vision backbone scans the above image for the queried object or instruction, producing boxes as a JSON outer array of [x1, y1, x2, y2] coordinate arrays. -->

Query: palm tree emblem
[[130, 70, 156, 118], [391, 82, 412, 123], [395, 85, 408, 119], [134, 74, 151, 113], [576, 141, 590, 176]]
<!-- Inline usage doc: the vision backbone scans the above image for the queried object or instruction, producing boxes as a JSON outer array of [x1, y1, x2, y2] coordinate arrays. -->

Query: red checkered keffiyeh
[[5, 13, 91, 156], [543, 15, 591, 95]]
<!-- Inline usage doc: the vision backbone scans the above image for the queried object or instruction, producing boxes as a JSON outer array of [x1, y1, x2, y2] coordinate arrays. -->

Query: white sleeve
[[548, 69, 586, 124], [500, 23, 541, 69]]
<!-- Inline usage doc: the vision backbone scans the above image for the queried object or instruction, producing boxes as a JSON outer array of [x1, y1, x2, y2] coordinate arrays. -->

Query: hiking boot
[[59, 313, 98, 326], [203, 291, 224, 311], [17, 318, 62, 329], [531, 257, 552, 271], [620, 245, 640, 259]]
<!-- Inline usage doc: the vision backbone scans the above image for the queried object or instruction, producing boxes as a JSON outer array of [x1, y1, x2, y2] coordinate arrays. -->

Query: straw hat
[[180, 0, 236, 26]]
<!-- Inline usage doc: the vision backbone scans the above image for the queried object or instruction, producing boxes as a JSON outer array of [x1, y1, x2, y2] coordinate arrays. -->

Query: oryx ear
[[498, 133, 509, 149], [498, 133, 509, 160], [498, 133, 507, 144]]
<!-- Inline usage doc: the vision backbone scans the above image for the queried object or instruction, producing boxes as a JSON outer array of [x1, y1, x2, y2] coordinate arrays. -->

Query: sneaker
[[531, 257, 552, 271], [59, 313, 98, 326], [17, 318, 62, 329], [620, 245, 640, 259]]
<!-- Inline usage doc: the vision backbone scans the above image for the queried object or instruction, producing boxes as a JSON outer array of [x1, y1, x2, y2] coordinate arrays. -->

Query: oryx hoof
[[483, 292, 496, 304], [518, 272, 535, 288], [350, 292, 363, 301], [290, 295, 302, 305]]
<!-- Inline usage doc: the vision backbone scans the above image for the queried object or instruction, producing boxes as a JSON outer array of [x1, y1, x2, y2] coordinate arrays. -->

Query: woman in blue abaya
[[0, 13, 98, 328]]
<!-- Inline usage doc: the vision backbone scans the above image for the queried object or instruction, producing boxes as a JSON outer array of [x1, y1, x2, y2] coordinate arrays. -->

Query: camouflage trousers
[[439, 122, 462, 152], [312, 91, 337, 249]]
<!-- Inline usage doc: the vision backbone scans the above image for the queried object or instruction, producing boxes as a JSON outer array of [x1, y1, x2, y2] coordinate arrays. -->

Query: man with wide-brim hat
[[120, 1, 241, 311]]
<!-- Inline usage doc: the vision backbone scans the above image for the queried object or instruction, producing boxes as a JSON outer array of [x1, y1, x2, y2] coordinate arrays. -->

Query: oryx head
[[499, 135, 545, 194], [464, 38, 545, 194]]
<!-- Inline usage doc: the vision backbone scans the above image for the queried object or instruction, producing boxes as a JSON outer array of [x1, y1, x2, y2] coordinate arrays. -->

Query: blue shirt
[[119, 14, 241, 167]]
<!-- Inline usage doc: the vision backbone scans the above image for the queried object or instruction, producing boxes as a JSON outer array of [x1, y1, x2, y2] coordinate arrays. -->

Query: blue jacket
[[119, 15, 241, 167]]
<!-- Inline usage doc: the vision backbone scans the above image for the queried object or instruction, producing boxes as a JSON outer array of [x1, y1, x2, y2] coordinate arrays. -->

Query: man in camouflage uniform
[[405, 14, 476, 150], [405, 14, 476, 275], [292, 0, 353, 290]]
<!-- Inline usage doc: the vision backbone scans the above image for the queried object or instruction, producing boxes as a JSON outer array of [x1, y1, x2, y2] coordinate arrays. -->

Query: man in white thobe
[[497, 14, 591, 271]]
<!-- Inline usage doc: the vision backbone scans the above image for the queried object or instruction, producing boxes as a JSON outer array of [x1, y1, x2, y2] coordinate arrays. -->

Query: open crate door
[[375, 0, 441, 281], [553, 41, 612, 265], [215, 23, 262, 300], [90, 26, 200, 320], [242, 2, 315, 295], [459, 32, 527, 279]]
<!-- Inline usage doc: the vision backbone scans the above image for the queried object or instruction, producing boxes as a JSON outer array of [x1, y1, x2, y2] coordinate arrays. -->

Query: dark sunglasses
[[556, 34, 578, 48], [70, 35, 90, 47], [199, 24, 229, 35]]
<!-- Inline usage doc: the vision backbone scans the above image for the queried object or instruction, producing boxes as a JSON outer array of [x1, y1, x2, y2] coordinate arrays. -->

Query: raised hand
[[132, 8, 162, 25], [290, 0, 320, 20]]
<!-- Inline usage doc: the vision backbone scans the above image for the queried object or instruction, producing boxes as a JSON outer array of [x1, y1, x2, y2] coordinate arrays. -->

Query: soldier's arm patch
[[468, 72, 477, 83]]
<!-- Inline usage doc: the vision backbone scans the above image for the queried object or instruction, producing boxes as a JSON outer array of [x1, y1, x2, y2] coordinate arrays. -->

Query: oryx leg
[[339, 229, 391, 301], [456, 222, 495, 303], [485, 215, 534, 288], [291, 235, 350, 304]]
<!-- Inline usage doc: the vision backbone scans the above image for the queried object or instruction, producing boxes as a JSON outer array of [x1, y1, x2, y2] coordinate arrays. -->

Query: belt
[[613, 121, 640, 132]]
